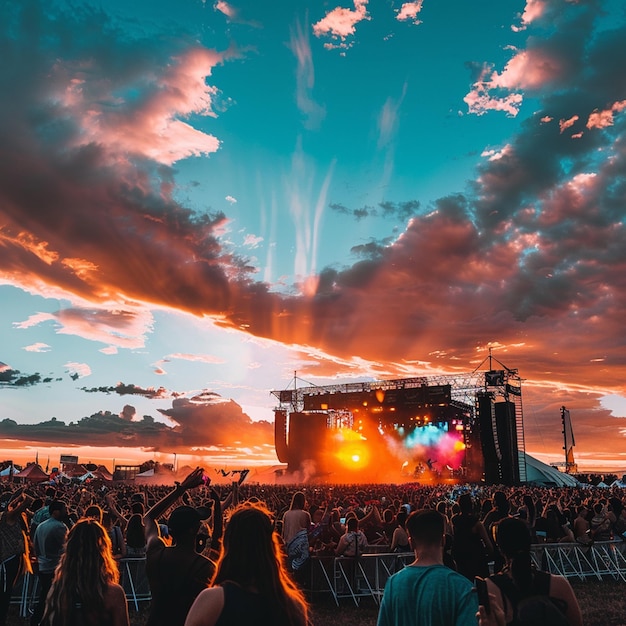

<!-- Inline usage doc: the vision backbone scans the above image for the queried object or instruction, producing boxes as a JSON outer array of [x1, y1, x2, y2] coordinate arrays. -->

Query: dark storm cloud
[[329, 200, 421, 222], [157, 392, 273, 447], [80, 382, 172, 399], [0, 364, 60, 388], [0, 392, 272, 450], [3, 0, 626, 467]]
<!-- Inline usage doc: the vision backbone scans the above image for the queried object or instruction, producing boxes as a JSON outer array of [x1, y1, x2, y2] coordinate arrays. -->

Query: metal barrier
[[531, 540, 626, 582], [11, 557, 151, 615], [312, 541, 626, 605], [311, 552, 414, 606]]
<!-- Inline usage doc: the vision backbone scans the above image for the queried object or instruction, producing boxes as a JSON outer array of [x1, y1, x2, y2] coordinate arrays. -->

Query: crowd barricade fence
[[10, 557, 151, 615], [310, 540, 626, 605], [10, 543, 626, 612]]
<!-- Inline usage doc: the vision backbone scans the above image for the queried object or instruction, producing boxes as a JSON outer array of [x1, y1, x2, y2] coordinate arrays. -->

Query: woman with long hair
[[42, 518, 129, 626], [124, 513, 147, 557], [478, 517, 582, 626], [185, 504, 309, 626]]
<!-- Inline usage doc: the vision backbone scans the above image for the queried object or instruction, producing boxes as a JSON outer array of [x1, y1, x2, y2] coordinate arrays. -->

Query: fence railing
[[311, 541, 626, 605], [12, 541, 626, 613], [11, 557, 151, 616]]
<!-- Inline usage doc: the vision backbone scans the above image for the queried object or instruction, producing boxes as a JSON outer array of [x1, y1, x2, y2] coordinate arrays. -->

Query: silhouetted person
[[478, 517, 582, 626], [41, 518, 129, 626], [31, 500, 68, 626], [377, 510, 477, 626], [0, 489, 34, 625], [185, 504, 309, 626], [144, 468, 217, 626]]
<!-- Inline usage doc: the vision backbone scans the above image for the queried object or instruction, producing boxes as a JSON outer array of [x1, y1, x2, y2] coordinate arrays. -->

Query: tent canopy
[[14, 463, 49, 482], [524, 454, 578, 487]]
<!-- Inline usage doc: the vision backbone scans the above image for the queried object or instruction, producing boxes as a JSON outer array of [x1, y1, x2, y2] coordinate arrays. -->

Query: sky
[[2, 0, 626, 475]]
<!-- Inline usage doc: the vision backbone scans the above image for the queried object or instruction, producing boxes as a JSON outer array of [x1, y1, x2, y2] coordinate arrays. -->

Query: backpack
[[489, 569, 569, 626]]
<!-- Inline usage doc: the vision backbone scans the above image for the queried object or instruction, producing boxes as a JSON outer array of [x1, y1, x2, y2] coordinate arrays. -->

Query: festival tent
[[524, 453, 579, 487], [61, 463, 90, 478], [134, 468, 157, 484], [14, 463, 49, 482], [95, 465, 114, 482], [0, 465, 18, 478]]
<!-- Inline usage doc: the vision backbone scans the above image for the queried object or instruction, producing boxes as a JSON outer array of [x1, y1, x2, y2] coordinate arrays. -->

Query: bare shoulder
[[104, 583, 127, 604], [549, 574, 583, 626], [549, 573, 576, 598], [184, 586, 225, 626], [104, 583, 130, 626]]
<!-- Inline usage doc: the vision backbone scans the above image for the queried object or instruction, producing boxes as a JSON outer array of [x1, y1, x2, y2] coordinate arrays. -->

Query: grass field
[[6, 579, 624, 625]]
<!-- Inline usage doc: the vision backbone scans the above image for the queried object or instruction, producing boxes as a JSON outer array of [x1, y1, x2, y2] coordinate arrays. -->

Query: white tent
[[524, 453, 579, 487], [0, 465, 18, 477]]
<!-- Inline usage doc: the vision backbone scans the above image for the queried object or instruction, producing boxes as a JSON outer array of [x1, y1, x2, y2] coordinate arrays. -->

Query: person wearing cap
[[143, 468, 218, 626]]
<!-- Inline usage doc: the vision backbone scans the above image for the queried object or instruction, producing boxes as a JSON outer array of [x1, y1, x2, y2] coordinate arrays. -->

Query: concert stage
[[272, 365, 526, 485]]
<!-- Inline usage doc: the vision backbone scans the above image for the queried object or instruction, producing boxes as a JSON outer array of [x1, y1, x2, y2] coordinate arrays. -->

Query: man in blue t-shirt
[[377, 509, 478, 626]]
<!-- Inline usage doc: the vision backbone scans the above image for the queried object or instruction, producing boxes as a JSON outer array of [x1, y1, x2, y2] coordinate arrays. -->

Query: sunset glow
[[2, 0, 626, 476]]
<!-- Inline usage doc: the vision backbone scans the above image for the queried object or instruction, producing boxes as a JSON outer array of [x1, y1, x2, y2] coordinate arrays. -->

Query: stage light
[[352, 454, 360, 463]]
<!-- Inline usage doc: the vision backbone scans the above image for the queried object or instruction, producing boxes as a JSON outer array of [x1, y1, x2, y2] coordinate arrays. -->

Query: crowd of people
[[0, 472, 624, 626]]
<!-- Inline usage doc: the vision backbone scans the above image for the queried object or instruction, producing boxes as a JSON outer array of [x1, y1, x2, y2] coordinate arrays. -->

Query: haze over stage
[[272, 367, 525, 484]]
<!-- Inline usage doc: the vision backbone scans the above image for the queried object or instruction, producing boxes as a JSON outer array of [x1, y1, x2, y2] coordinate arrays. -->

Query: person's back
[[145, 505, 215, 626], [282, 492, 311, 545], [146, 542, 215, 626], [478, 517, 582, 626], [185, 504, 309, 626], [379, 563, 476, 626], [590, 503, 611, 541], [41, 518, 129, 626], [377, 510, 477, 626], [212, 582, 272, 626]]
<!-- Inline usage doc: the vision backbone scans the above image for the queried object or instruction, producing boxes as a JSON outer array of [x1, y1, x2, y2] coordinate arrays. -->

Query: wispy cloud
[[65, 362, 92, 380], [243, 234, 263, 248], [15, 309, 154, 350], [166, 352, 225, 364], [290, 18, 326, 129], [24, 343, 51, 353]]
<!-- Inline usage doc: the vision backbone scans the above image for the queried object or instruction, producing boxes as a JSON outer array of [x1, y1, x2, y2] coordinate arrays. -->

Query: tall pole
[[561, 406, 568, 470]]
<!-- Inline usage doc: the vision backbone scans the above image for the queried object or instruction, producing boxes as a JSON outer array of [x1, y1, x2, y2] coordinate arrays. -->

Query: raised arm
[[209, 488, 223, 557], [105, 491, 129, 532], [6, 488, 34, 524], [143, 467, 205, 546]]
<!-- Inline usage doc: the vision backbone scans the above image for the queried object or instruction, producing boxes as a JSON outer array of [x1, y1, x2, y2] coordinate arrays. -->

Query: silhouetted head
[[406, 510, 444, 548]]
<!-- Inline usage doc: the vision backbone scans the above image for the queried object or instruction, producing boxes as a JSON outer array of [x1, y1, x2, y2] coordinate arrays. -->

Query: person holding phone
[[477, 517, 582, 626]]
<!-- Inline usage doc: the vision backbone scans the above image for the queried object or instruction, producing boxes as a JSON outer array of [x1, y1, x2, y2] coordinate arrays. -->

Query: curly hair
[[42, 518, 119, 626], [213, 504, 309, 626]]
